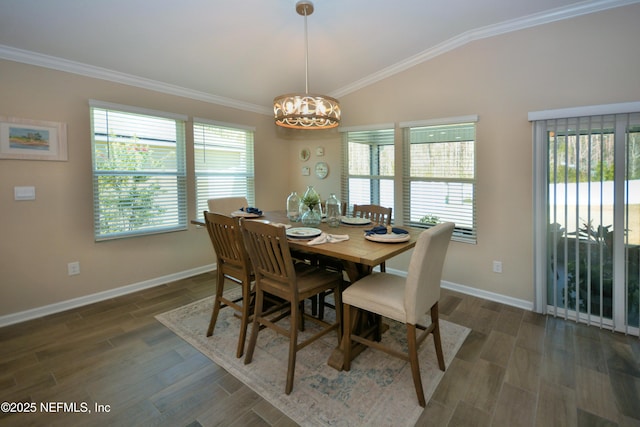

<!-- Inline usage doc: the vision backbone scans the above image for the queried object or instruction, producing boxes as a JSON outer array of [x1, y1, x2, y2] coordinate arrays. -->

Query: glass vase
[[286, 191, 300, 222], [301, 186, 321, 227], [326, 193, 341, 227], [301, 208, 322, 227]]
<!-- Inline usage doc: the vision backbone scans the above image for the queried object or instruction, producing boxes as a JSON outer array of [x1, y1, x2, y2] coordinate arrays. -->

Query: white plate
[[340, 216, 371, 225], [365, 233, 411, 243], [286, 227, 322, 239], [231, 210, 262, 218]]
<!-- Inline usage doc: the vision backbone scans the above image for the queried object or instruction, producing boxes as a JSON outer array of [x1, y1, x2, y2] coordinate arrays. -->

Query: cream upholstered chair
[[203, 211, 254, 358], [341, 222, 454, 407], [241, 220, 343, 395], [207, 196, 248, 216]]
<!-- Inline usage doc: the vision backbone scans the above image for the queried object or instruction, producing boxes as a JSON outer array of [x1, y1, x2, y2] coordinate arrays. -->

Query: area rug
[[156, 291, 470, 427]]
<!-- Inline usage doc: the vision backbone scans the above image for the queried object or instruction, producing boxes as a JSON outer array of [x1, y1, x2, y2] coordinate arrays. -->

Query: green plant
[[561, 221, 640, 326], [419, 214, 440, 224], [302, 192, 320, 210], [95, 139, 168, 234]]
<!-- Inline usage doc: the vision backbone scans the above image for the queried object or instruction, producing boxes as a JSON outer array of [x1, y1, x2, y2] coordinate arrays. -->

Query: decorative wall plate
[[315, 161, 329, 179], [299, 147, 310, 162]]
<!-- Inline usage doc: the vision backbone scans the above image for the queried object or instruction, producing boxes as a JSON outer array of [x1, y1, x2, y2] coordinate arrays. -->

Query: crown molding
[[1, 0, 637, 112], [330, 0, 640, 99], [0, 44, 272, 115]]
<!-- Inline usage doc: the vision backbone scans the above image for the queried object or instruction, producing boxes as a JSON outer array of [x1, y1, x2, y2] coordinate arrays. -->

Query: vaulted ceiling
[[1, 0, 636, 114]]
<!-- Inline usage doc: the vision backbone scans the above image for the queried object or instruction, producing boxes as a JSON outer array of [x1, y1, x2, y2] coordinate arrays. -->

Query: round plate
[[231, 210, 262, 218], [340, 216, 371, 225], [315, 161, 329, 179], [365, 233, 411, 243], [286, 227, 322, 239]]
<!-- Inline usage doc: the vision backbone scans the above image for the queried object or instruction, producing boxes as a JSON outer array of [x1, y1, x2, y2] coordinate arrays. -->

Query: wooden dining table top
[[262, 211, 421, 268], [193, 210, 422, 276]]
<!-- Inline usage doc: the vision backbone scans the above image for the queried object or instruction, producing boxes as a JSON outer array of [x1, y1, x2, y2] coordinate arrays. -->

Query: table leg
[[327, 260, 382, 371], [328, 307, 384, 370]]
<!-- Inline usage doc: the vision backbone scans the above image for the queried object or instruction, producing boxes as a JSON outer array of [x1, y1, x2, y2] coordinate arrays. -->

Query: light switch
[[14, 186, 36, 201]]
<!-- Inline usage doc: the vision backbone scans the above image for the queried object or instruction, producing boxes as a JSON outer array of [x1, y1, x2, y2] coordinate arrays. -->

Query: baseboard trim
[[384, 267, 534, 311], [441, 280, 534, 311], [0, 264, 216, 327], [2, 264, 533, 327]]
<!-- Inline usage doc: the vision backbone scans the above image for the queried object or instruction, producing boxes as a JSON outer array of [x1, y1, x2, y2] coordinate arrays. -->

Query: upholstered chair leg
[[244, 289, 263, 365], [286, 301, 299, 394], [207, 270, 226, 337], [431, 302, 446, 371], [407, 323, 426, 407], [342, 303, 353, 371]]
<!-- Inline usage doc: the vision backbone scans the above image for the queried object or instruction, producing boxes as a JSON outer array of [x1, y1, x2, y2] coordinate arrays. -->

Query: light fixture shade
[[274, 93, 341, 129], [274, 1, 341, 130]]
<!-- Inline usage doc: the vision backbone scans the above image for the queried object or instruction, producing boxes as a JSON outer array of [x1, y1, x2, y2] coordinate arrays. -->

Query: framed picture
[[0, 116, 68, 161]]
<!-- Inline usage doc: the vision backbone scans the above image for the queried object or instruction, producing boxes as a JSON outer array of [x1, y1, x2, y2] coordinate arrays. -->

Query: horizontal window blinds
[[342, 128, 395, 217], [403, 122, 476, 242], [194, 121, 255, 215], [91, 106, 187, 240]]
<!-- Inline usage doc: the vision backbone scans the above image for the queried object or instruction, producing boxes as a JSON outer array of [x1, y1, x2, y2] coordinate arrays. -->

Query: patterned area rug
[[156, 292, 470, 426]]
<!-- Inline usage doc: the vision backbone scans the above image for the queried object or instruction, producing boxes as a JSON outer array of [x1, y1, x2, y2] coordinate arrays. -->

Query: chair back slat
[[242, 220, 298, 298], [405, 222, 454, 324], [204, 212, 251, 274], [352, 204, 392, 225]]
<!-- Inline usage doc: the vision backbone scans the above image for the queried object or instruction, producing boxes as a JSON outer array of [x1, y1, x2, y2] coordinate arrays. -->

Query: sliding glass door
[[534, 112, 640, 335]]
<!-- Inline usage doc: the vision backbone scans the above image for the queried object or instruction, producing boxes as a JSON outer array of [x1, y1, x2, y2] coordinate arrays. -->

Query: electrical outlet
[[68, 261, 80, 276], [492, 260, 502, 273]]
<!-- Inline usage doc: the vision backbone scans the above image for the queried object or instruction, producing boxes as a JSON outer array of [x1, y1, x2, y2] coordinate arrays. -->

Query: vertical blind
[[402, 120, 477, 243], [534, 111, 640, 334], [193, 119, 255, 215], [90, 101, 187, 240], [341, 128, 395, 217]]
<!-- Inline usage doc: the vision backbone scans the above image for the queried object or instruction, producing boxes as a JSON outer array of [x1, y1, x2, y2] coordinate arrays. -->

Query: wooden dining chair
[[320, 200, 347, 217], [203, 211, 255, 358], [341, 222, 454, 407], [207, 196, 248, 216], [352, 204, 392, 227], [352, 204, 392, 272], [241, 220, 343, 395]]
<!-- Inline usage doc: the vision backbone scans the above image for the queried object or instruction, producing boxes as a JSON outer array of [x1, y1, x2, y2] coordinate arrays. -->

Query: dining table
[[192, 210, 424, 369]]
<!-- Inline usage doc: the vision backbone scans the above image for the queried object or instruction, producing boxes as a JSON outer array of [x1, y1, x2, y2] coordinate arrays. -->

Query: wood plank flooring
[[1, 272, 639, 426]]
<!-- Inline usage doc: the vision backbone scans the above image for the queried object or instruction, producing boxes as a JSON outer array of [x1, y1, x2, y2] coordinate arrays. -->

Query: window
[[90, 101, 187, 240], [341, 128, 395, 217], [193, 119, 255, 214], [532, 108, 640, 334], [402, 118, 477, 243]]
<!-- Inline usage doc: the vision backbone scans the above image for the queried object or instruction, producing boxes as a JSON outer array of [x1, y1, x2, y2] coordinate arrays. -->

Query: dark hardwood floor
[[1, 272, 639, 426]]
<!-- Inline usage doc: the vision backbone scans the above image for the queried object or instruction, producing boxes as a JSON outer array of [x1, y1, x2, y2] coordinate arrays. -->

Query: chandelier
[[274, 1, 341, 130]]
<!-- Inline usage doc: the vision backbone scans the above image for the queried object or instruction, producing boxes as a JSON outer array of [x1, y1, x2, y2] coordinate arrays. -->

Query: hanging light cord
[[303, 6, 309, 94]]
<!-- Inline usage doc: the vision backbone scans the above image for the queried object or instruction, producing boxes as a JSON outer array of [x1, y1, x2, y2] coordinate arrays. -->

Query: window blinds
[[402, 121, 477, 243], [91, 104, 187, 240], [534, 112, 640, 334], [341, 128, 395, 217], [193, 120, 255, 215]]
